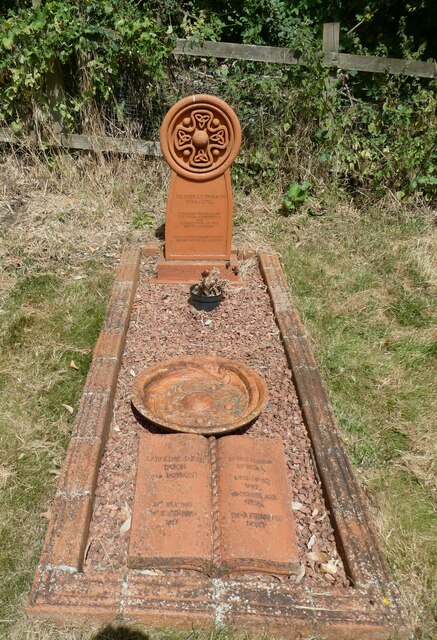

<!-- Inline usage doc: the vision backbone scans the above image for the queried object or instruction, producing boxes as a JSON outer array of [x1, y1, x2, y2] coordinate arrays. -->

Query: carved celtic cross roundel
[[160, 95, 241, 182]]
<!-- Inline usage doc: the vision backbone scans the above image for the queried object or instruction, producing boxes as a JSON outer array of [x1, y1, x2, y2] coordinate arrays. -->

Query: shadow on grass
[[91, 626, 150, 640]]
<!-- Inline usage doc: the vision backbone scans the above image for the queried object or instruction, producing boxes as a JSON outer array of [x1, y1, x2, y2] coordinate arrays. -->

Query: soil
[[85, 257, 351, 589]]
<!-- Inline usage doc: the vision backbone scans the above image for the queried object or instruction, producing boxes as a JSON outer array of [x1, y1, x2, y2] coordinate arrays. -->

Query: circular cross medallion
[[160, 95, 241, 182]]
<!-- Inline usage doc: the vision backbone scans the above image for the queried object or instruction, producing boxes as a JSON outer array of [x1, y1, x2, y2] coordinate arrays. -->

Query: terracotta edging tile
[[115, 246, 141, 281], [123, 572, 215, 626], [56, 438, 102, 497], [110, 279, 136, 303], [141, 243, 160, 257], [120, 245, 142, 265], [84, 356, 119, 396], [103, 282, 136, 334], [259, 251, 407, 631], [220, 580, 403, 639], [218, 578, 316, 636], [310, 591, 398, 640], [40, 495, 93, 570], [36, 245, 141, 575], [28, 567, 122, 623], [94, 331, 125, 360], [71, 392, 113, 440], [115, 263, 140, 282]]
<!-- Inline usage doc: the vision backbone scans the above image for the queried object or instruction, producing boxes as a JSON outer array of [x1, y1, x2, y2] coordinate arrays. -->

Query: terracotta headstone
[[156, 94, 242, 283]]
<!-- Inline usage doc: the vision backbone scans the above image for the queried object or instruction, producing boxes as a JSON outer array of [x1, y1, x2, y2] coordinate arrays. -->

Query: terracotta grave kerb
[[27, 245, 408, 637], [156, 94, 242, 283]]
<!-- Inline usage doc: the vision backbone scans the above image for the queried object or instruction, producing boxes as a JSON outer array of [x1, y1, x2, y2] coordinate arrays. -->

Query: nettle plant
[[282, 181, 311, 213], [0, 0, 174, 131]]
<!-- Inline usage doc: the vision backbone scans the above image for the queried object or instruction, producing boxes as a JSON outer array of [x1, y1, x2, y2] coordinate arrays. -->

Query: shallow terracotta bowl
[[131, 355, 269, 435]]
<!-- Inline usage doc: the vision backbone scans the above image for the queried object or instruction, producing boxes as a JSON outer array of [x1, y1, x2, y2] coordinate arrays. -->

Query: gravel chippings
[[86, 258, 350, 589]]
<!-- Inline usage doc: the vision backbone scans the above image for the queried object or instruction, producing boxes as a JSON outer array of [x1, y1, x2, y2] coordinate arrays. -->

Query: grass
[[278, 200, 437, 637], [0, 268, 111, 633], [0, 149, 435, 639]]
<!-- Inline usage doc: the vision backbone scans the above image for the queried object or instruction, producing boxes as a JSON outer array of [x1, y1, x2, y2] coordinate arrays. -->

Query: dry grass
[[0, 148, 436, 639], [1, 149, 167, 279]]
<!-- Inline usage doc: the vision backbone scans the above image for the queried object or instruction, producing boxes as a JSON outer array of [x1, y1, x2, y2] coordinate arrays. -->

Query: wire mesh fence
[[99, 58, 286, 142]]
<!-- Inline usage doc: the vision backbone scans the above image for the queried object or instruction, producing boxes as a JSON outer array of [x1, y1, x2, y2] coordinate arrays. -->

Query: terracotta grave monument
[[156, 94, 242, 283], [26, 99, 407, 638]]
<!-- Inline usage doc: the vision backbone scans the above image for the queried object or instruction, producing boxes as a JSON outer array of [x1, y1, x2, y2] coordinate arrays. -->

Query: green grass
[[279, 202, 436, 638], [0, 267, 111, 636]]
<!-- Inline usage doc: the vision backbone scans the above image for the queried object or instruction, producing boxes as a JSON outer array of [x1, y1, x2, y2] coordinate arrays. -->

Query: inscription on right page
[[217, 436, 300, 575]]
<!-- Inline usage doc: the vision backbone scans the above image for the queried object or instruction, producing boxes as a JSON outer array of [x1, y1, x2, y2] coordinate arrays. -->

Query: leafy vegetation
[[0, 0, 173, 131], [175, 0, 437, 58], [325, 72, 437, 198], [282, 181, 311, 213], [0, 1, 435, 198]]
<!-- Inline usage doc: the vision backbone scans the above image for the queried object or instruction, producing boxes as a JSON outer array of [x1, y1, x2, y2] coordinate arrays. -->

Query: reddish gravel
[[85, 257, 350, 589]]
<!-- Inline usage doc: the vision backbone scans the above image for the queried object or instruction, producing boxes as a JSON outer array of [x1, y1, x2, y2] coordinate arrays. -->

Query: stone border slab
[[258, 252, 400, 591], [28, 245, 408, 639], [34, 245, 141, 574]]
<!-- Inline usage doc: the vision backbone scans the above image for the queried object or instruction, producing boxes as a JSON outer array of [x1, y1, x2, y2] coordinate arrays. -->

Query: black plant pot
[[190, 286, 223, 312]]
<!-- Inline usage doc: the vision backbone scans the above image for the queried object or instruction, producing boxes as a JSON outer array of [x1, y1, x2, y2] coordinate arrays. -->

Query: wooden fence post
[[323, 22, 340, 64], [45, 62, 65, 136], [322, 22, 340, 136]]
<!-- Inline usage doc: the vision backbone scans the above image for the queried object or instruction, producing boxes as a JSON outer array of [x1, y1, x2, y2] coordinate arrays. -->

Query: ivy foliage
[[180, 0, 315, 47], [204, 52, 436, 199], [324, 72, 437, 198], [0, 0, 173, 130], [177, 0, 437, 58]]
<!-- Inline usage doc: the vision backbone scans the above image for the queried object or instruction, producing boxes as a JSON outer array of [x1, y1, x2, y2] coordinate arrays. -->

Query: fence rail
[[175, 31, 436, 79], [1, 23, 435, 156], [173, 39, 302, 66], [324, 51, 435, 78]]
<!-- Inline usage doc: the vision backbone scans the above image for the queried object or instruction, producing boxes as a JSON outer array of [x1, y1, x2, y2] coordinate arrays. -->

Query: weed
[[132, 210, 155, 230], [282, 181, 310, 214]]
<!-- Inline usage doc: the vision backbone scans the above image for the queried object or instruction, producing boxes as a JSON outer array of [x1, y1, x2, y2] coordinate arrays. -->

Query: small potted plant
[[190, 269, 227, 312]]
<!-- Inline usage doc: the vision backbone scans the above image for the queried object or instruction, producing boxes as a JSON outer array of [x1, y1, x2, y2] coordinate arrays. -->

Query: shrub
[[0, 0, 173, 132]]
